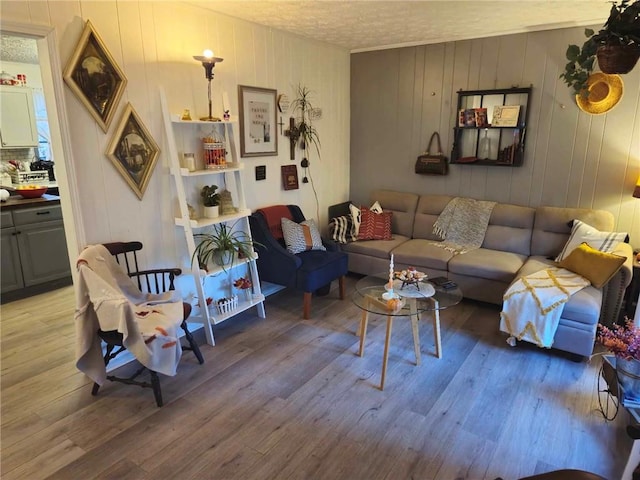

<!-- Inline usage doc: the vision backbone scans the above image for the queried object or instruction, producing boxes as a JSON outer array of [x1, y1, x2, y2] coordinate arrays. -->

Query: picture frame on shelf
[[238, 85, 278, 157], [106, 103, 160, 200], [474, 108, 488, 127], [63, 20, 127, 133], [492, 105, 521, 127]]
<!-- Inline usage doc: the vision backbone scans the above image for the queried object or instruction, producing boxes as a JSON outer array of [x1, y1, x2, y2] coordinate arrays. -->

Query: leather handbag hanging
[[415, 132, 448, 175]]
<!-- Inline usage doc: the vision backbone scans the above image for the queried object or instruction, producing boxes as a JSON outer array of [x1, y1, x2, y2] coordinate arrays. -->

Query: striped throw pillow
[[281, 217, 326, 254], [555, 219, 627, 262], [330, 215, 357, 244]]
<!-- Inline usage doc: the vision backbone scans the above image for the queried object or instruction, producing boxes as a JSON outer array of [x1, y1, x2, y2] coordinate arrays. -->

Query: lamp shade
[[193, 49, 224, 64], [634, 175, 640, 198]]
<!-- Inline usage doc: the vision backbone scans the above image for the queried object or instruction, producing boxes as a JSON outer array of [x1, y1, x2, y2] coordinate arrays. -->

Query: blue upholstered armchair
[[249, 205, 348, 319]]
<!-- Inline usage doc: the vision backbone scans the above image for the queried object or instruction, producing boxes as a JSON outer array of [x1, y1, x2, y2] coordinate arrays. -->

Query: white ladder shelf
[[159, 88, 266, 345]]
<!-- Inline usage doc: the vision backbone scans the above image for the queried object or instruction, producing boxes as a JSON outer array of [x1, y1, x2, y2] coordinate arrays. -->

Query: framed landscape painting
[[106, 103, 160, 200], [238, 85, 278, 157], [63, 20, 127, 132]]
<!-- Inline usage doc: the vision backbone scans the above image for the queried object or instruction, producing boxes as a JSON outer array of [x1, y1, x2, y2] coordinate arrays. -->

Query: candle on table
[[389, 254, 394, 287]]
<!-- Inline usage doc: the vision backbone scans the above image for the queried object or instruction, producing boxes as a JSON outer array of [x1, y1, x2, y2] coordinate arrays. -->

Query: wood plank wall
[[351, 27, 640, 248], [1, 1, 351, 281]]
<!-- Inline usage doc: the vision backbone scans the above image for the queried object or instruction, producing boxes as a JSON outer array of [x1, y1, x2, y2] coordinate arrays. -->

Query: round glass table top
[[353, 272, 463, 316]]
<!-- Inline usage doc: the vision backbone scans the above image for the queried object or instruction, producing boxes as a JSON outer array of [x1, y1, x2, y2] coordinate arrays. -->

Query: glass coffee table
[[352, 273, 463, 390]]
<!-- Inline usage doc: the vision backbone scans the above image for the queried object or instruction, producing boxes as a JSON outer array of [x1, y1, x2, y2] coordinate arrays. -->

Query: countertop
[[0, 193, 61, 211]]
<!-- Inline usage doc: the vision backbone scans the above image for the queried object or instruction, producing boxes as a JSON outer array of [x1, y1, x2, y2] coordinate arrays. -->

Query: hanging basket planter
[[597, 44, 640, 74]]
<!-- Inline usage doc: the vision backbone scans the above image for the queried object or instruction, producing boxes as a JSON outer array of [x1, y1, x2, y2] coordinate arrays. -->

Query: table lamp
[[193, 49, 224, 121]]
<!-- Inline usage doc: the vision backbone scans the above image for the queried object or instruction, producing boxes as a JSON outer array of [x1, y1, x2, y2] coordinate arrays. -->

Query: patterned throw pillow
[[555, 219, 628, 262], [281, 217, 327, 254], [330, 215, 357, 244], [349, 200, 383, 237], [357, 208, 393, 241]]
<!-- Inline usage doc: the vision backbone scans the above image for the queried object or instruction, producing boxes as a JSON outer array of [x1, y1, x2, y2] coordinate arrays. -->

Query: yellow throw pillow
[[558, 242, 625, 288]]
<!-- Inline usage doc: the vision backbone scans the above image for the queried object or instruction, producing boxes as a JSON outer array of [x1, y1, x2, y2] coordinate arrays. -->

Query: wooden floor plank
[[0, 276, 633, 479]]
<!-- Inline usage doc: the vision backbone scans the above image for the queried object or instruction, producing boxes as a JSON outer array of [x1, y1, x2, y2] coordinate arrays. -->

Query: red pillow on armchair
[[357, 208, 393, 240]]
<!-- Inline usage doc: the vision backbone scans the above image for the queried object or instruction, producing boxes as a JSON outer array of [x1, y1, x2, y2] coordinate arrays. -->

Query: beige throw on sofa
[[500, 267, 590, 348], [431, 197, 496, 254]]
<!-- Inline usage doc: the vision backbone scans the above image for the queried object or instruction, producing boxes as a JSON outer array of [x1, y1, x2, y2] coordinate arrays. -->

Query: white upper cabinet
[[0, 86, 39, 148]]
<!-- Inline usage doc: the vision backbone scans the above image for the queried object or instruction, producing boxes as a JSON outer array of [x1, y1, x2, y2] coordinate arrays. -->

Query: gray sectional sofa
[[331, 189, 634, 358]]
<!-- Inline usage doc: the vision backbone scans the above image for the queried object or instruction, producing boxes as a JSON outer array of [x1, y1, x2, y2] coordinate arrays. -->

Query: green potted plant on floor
[[561, 0, 640, 96], [192, 221, 262, 271], [201, 185, 221, 218]]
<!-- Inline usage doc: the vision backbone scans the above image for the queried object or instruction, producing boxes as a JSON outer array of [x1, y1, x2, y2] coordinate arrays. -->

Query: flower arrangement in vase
[[597, 318, 640, 397], [234, 276, 253, 301], [597, 319, 640, 361]]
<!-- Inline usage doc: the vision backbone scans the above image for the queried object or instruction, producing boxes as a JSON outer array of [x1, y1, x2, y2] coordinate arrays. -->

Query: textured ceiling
[[0, 1, 611, 64], [1, 35, 38, 65], [187, 0, 610, 52]]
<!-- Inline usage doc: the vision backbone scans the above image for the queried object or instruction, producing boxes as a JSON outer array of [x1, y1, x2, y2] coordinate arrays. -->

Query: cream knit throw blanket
[[500, 267, 590, 348], [431, 197, 496, 254]]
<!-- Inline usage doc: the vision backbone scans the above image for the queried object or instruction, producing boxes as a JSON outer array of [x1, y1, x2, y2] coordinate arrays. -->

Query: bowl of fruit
[[15, 185, 48, 199], [394, 267, 427, 290]]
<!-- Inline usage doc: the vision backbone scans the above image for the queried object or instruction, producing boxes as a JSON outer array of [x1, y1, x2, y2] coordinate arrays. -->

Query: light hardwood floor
[[0, 275, 633, 479]]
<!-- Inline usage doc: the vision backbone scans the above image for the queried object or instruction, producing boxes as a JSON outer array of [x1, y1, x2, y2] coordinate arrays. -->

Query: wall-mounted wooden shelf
[[450, 86, 532, 167]]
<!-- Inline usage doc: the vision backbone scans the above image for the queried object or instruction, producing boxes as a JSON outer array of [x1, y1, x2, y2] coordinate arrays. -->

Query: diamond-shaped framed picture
[[106, 103, 160, 200], [63, 20, 127, 132]]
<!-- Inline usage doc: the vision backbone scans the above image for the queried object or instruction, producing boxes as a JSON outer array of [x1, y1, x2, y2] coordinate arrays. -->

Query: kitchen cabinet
[[0, 86, 39, 148], [1, 212, 23, 292], [1, 204, 71, 296]]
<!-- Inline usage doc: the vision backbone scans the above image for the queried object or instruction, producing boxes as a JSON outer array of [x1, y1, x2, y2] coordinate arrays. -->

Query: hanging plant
[[291, 84, 321, 159], [561, 0, 640, 96]]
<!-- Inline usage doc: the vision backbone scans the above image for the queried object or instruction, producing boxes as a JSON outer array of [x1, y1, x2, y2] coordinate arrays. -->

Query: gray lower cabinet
[[1, 205, 71, 294], [1, 213, 24, 292]]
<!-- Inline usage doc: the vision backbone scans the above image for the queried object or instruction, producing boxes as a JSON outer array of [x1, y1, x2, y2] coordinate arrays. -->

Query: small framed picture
[[105, 103, 160, 200], [474, 108, 488, 127], [492, 105, 521, 127], [255, 165, 266, 181], [63, 20, 127, 132], [281, 165, 299, 190], [238, 85, 278, 157], [464, 109, 476, 127]]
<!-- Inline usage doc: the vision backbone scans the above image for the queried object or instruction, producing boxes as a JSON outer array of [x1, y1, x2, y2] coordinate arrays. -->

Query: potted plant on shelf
[[191, 221, 262, 271], [201, 184, 220, 218], [561, 0, 640, 96]]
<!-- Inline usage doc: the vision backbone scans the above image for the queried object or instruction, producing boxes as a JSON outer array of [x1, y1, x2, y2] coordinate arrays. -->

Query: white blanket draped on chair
[[500, 267, 590, 348], [75, 244, 183, 385]]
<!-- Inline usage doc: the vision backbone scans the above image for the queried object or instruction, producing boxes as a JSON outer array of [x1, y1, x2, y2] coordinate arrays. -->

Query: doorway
[[0, 21, 84, 291]]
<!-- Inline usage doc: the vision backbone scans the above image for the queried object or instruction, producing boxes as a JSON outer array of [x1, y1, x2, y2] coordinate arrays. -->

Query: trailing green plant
[[291, 84, 321, 159], [560, 0, 640, 96], [201, 185, 221, 207], [191, 221, 262, 271], [561, 31, 598, 97]]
